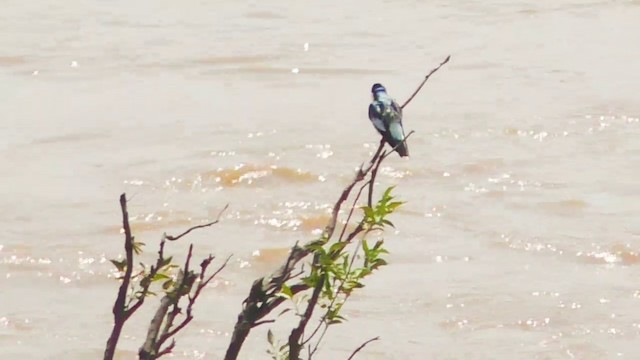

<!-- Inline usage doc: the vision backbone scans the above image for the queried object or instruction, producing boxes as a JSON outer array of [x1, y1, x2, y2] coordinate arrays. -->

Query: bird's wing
[[390, 100, 403, 124], [368, 102, 387, 133]]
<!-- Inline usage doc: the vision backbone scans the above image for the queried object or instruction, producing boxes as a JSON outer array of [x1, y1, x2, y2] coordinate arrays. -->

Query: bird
[[368, 83, 409, 157]]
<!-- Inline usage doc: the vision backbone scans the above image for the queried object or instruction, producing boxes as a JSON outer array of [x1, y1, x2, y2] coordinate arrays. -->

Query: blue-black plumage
[[368, 83, 409, 157]]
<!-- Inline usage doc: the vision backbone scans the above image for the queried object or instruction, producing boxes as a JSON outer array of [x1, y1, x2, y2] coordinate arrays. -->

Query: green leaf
[[267, 329, 275, 345], [381, 219, 395, 228], [152, 273, 171, 282], [373, 240, 385, 250], [386, 201, 404, 212], [362, 206, 375, 221], [110, 259, 127, 272], [302, 274, 318, 288], [382, 186, 395, 200], [371, 258, 388, 270], [160, 256, 173, 268], [305, 239, 327, 251], [327, 313, 347, 325], [162, 279, 174, 290], [329, 241, 347, 255], [281, 284, 293, 298], [358, 268, 372, 278], [132, 241, 145, 255]]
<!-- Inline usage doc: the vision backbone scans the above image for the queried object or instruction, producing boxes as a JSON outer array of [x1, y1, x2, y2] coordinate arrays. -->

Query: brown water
[[2, 1, 640, 359]]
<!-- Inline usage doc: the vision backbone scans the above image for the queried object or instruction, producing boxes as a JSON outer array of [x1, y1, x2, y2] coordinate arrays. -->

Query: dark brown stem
[[401, 55, 451, 109], [165, 204, 228, 241], [347, 336, 380, 360], [104, 194, 135, 360], [288, 272, 325, 360]]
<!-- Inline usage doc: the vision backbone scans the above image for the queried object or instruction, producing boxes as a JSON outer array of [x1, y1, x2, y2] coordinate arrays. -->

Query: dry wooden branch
[[401, 55, 451, 109], [347, 336, 380, 360], [165, 204, 229, 241]]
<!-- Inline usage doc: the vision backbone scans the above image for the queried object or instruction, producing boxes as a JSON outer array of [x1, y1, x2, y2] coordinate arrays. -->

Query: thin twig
[[165, 204, 229, 241], [401, 55, 451, 109], [347, 336, 380, 360], [309, 323, 329, 358], [156, 340, 175, 358]]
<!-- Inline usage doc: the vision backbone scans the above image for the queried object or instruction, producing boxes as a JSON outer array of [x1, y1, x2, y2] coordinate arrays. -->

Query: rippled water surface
[[2, 1, 640, 359]]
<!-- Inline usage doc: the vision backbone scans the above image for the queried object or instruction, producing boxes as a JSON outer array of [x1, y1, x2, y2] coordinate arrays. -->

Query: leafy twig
[[139, 248, 231, 359], [104, 194, 135, 360], [224, 141, 388, 360]]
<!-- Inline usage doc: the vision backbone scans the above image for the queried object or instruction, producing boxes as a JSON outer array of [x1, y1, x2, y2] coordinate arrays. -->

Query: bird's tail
[[388, 122, 409, 157], [395, 140, 409, 157]]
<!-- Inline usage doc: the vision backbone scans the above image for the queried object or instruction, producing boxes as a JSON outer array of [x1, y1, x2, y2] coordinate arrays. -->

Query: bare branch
[[288, 271, 325, 360], [347, 336, 380, 360], [165, 204, 229, 241], [401, 55, 451, 109]]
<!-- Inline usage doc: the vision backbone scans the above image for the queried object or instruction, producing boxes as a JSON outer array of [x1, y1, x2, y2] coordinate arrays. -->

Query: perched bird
[[368, 83, 409, 157]]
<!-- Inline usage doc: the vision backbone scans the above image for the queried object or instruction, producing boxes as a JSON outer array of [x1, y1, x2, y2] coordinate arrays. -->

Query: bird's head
[[371, 83, 387, 100]]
